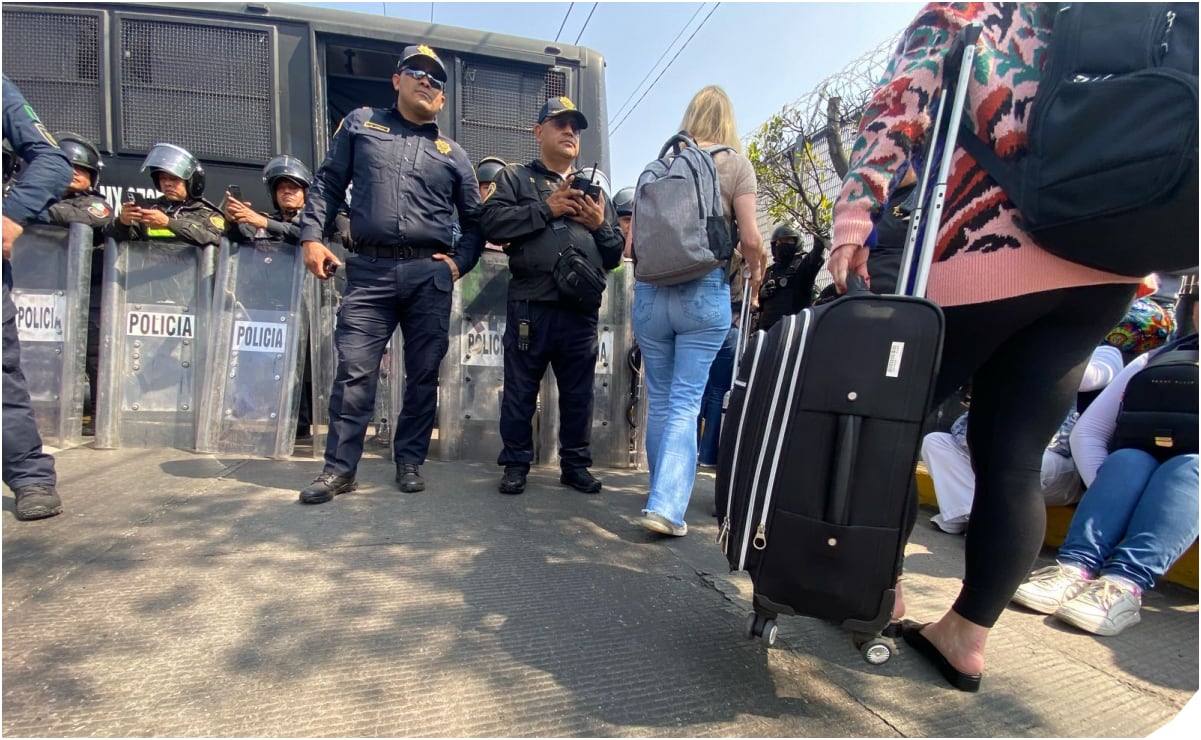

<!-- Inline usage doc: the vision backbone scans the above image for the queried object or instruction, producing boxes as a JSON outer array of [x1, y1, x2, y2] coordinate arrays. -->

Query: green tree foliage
[[746, 33, 902, 249]]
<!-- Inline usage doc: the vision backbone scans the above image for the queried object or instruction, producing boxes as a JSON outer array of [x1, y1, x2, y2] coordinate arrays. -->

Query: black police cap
[[397, 44, 448, 82], [537, 97, 589, 130]]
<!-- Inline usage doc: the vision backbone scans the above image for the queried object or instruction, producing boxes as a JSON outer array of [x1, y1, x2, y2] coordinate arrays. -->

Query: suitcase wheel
[[744, 613, 778, 647], [852, 632, 894, 665]]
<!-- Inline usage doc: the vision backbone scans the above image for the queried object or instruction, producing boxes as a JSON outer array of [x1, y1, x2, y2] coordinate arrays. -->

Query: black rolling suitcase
[[714, 24, 981, 664]]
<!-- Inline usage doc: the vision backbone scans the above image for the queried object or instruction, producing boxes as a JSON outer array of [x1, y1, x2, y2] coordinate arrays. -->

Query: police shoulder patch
[[209, 214, 225, 229], [87, 201, 111, 218], [435, 138, 451, 155], [34, 123, 57, 147]]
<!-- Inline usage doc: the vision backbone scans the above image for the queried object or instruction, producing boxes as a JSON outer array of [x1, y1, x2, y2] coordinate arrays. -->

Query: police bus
[[3, 1, 639, 467], [1, 0, 610, 207]]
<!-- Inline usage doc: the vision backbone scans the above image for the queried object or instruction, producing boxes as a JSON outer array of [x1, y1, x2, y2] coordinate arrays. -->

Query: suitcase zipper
[[719, 327, 766, 555], [749, 309, 813, 556], [737, 311, 812, 569]]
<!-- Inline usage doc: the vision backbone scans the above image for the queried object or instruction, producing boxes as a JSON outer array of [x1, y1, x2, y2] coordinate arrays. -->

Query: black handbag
[[553, 244, 606, 313]]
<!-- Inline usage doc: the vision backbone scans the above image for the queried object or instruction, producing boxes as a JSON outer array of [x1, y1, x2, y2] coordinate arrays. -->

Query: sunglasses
[[401, 67, 446, 92]]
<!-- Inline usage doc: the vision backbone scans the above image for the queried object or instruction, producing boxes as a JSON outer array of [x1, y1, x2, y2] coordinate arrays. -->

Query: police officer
[[2, 75, 73, 520], [476, 156, 507, 203], [612, 186, 634, 241], [756, 223, 825, 332], [295, 44, 483, 503], [481, 97, 624, 495], [45, 133, 113, 437], [224, 155, 319, 440], [107, 143, 224, 247]]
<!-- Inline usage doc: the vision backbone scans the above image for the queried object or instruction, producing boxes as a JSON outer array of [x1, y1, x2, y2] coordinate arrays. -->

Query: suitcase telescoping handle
[[896, 22, 983, 298]]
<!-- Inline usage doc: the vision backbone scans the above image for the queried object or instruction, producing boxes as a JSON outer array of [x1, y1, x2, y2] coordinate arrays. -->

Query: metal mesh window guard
[[459, 61, 566, 166], [119, 18, 273, 163], [2, 10, 103, 144]]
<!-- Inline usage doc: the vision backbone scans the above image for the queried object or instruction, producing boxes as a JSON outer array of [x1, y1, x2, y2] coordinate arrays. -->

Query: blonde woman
[[630, 85, 764, 536]]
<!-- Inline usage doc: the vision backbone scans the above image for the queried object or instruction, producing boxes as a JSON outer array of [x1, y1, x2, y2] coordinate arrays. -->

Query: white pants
[[922, 433, 1084, 524]]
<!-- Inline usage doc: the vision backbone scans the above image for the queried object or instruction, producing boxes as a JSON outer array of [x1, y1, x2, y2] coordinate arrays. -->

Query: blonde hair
[[679, 85, 741, 153]]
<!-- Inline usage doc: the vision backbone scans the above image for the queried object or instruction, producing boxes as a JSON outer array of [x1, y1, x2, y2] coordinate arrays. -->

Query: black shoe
[[396, 463, 425, 493], [498, 467, 527, 495], [560, 468, 602, 493], [13, 484, 63, 520], [295, 425, 312, 442], [299, 472, 357, 504], [900, 620, 982, 692]]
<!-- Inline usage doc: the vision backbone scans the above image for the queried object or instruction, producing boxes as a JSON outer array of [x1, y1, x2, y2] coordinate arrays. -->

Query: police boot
[[299, 472, 357, 504], [560, 468, 602, 494], [396, 463, 425, 493], [498, 467, 527, 495], [13, 484, 63, 521]]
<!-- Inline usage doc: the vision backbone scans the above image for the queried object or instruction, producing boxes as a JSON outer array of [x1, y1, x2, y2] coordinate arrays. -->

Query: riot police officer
[[225, 155, 312, 244], [224, 155, 319, 440], [756, 223, 825, 332], [612, 186, 634, 241], [481, 97, 624, 496], [45, 133, 113, 436], [2, 75, 73, 520], [107, 143, 224, 247], [476, 156, 507, 203], [295, 43, 484, 503]]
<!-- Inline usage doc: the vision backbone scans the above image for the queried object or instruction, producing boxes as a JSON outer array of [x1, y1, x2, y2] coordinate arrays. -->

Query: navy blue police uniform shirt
[[298, 106, 483, 277], [2, 75, 72, 226]]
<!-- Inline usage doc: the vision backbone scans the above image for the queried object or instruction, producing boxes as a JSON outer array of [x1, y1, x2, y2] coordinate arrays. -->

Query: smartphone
[[123, 191, 137, 206], [323, 259, 339, 277], [228, 185, 243, 201]]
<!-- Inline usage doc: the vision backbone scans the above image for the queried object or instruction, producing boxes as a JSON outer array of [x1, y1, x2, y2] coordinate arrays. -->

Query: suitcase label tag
[[886, 341, 906, 378]]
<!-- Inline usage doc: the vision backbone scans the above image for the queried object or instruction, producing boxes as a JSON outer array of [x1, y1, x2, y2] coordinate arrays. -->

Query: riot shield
[[435, 250, 509, 461], [196, 236, 308, 459], [94, 238, 216, 450], [540, 262, 641, 468], [7, 222, 92, 447], [303, 239, 349, 458]]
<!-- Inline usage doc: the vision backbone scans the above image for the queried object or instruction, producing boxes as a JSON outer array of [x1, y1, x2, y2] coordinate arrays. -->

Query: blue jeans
[[697, 325, 738, 465], [633, 268, 731, 526], [1058, 449, 1199, 592]]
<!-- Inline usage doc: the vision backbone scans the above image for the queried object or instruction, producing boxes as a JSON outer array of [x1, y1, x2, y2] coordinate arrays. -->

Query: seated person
[[1011, 321, 1199, 636], [924, 344, 1124, 534], [107, 143, 223, 247]]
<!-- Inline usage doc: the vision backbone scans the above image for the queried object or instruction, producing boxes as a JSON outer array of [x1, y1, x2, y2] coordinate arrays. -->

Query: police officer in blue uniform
[[296, 44, 484, 503], [481, 97, 624, 496], [2, 75, 73, 520]]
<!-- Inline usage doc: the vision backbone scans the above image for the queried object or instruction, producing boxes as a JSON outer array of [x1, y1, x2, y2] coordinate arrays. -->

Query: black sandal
[[900, 620, 982, 693]]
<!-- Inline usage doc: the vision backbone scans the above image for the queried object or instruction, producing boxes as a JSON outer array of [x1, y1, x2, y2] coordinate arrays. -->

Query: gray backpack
[[631, 132, 734, 285]]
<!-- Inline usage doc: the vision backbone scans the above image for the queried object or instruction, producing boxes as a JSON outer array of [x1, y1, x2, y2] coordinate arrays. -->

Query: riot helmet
[[55, 132, 103, 187], [770, 223, 802, 264], [141, 143, 205, 198], [262, 155, 313, 211], [476, 156, 506, 184], [612, 186, 635, 217]]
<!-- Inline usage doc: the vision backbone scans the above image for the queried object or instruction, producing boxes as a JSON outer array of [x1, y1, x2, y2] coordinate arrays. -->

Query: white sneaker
[[1053, 576, 1143, 636], [930, 513, 968, 535], [1011, 563, 1092, 614], [640, 512, 687, 537]]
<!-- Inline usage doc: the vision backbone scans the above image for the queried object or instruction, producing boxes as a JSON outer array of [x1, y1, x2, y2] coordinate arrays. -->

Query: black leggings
[[915, 282, 1136, 628]]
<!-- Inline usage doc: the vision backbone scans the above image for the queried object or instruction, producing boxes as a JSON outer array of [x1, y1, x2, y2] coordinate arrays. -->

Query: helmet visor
[[141, 144, 197, 181]]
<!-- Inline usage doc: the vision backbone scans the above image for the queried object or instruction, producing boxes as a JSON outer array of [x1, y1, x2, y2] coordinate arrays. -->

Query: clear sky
[[309, 1, 925, 191]]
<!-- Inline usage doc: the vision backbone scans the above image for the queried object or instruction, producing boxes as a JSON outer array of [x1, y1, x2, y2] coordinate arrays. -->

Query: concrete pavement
[[3, 443, 1197, 737]]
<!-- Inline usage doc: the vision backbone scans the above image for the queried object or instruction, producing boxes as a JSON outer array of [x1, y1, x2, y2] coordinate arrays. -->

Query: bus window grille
[[1, 10, 103, 145], [119, 19, 272, 163], [459, 61, 567, 166]]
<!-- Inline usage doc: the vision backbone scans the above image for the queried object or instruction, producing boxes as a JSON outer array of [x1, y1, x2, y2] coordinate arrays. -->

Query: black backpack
[[1111, 335, 1198, 460], [960, 3, 1199, 277]]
